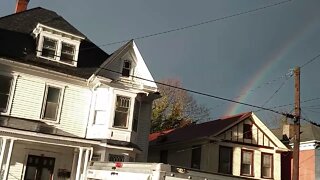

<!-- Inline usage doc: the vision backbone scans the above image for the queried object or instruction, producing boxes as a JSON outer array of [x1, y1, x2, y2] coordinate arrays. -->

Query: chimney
[[15, 0, 30, 13], [282, 118, 294, 142]]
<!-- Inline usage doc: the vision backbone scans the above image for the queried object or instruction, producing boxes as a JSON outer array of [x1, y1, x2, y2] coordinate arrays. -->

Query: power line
[[300, 51, 320, 68], [261, 73, 292, 107], [97, 66, 293, 117], [80, 0, 292, 50], [256, 97, 320, 112]]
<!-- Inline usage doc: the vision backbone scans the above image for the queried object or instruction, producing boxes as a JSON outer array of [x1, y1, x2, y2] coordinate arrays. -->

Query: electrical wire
[[261, 74, 292, 107], [80, 0, 293, 50], [97, 66, 294, 118]]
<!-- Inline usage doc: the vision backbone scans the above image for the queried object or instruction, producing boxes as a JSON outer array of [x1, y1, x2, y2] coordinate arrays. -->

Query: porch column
[[82, 149, 91, 179], [0, 138, 7, 172], [3, 139, 14, 180], [70, 150, 78, 180], [75, 147, 84, 180]]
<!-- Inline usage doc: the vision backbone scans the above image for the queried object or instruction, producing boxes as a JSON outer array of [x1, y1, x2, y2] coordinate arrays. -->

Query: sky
[[1, 0, 320, 128]]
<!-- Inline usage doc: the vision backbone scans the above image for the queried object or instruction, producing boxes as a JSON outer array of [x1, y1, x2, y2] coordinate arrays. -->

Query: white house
[[148, 112, 289, 180], [0, 3, 158, 180]]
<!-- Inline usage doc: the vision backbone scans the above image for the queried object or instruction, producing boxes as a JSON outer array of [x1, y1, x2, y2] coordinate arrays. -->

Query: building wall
[[8, 141, 74, 180], [149, 141, 282, 180], [9, 74, 91, 137], [316, 148, 320, 179], [299, 149, 315, 180]]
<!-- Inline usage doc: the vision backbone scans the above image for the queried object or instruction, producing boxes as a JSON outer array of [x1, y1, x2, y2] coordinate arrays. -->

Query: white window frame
[[40, 84, 65, 123], [0, 72, 17, 115], [111, 90, 136, 130], [34, 24, 82, 67]]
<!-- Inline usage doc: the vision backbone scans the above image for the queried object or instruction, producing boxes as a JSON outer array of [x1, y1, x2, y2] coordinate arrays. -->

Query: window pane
[[47, 87, 61, 103], [114, 111, 128, 127], [0, 76, 12, 112], [0, 94, 9, 111], [241, 151, 253, 176], [109, 154, 124, 162], [42, 37, 57, 58], [243, 124, 252, 139], [191, 146, 201, 169], [219, 147, 232, 174], [242, 164, 251, 175], [61, 42, 75, 64], [262, 154, 272, 178], [122, 60, 131, 77], [43, 86, 61, 120], [0, 76, 12, 94], [44, 102, 59, 120], [114, 96, 130, 128]]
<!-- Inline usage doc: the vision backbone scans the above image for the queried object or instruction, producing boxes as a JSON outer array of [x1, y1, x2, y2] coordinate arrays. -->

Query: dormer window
[[33, 23, 84, 66], [60, 42, 76, 64], [122, 60, 131, 77], [42, 37, 57, 59]]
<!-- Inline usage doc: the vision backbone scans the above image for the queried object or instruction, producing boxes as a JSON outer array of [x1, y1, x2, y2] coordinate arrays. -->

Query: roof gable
[[149, 112, 287, 149], [95, 40, 157, 91], [149, 112, 251, 145]]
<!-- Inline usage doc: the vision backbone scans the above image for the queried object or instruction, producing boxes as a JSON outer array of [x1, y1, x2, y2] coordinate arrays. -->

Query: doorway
[[24, 155, 55, 180]]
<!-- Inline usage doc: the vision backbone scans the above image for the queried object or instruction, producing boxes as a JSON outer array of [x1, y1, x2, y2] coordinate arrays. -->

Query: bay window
[[113, 96, 131, 128]]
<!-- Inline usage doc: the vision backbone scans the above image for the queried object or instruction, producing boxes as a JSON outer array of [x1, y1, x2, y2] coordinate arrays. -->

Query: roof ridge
[[0, 7, 52, 20]]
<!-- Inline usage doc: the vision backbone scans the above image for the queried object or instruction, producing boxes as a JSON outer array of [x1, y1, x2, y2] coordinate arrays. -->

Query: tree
[[151, 78, 210, 133]]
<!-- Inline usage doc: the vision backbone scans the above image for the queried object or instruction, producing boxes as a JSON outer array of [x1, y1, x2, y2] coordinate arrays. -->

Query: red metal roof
[[149, 112, 252, 145]]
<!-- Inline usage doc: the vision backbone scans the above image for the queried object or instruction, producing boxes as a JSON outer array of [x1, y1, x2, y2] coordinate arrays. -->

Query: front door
[[24, 155, 55, 180]]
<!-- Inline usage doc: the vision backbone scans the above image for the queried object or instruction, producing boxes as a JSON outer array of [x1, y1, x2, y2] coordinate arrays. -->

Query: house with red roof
[[148, 112, 289, 180]]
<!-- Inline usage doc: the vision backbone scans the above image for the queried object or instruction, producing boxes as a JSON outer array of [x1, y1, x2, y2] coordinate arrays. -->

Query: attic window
[[122, 60, 131, 77], [34, 24, 82, 66], [42, 37, 57, 59]]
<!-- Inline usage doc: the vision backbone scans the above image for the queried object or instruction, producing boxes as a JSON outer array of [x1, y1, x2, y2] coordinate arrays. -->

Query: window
[[109, 154, 125, 162], [41, 37, 57, 59], [191, 145, 201, 169], [261, 153, 273, 178], [243, 123, 252, 139], [160, 150, 168, 164], [113, 96, 131, 128], [0, 75, 13, 113], [42, 86, 62, 121], [122, 60, 131, 77], [219, 146, 233, 174], [132, 100, 141, 132], [39, 36, 78, 66], [91, 154, 102, 162], [60, 42, 75, 64], [241, 150, 253, 176]]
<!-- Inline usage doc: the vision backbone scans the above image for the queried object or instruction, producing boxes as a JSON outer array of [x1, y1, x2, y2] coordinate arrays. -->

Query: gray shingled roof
[[272, 122, 320, 142], [0, 7, 112, 79], [0, 7, 85, 37]]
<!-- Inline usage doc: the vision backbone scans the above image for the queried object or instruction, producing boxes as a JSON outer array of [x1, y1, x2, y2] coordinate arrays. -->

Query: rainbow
[[224, 17, 317, 116]]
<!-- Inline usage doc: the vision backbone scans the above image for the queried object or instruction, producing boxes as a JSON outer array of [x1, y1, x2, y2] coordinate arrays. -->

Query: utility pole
[[292, 67, 300, 180]]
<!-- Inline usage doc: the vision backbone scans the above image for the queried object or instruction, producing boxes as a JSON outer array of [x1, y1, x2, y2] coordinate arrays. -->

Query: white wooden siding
[[58, 86, 91, 137], [10, 75, 91, 137], [11, 76, 45, 120]]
